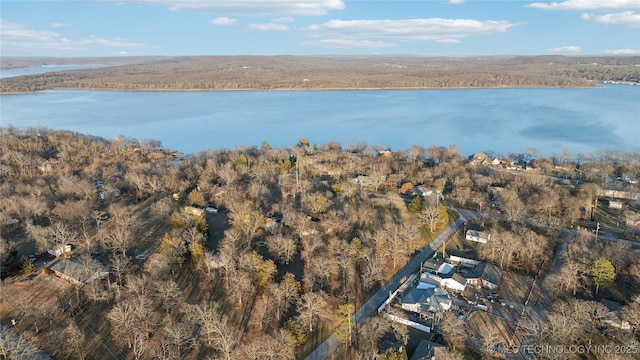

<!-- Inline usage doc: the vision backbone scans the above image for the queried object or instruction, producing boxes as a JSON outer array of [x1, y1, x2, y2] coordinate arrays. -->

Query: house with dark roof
[[422, 257, 453, 275], [49, 258, 108, 286], [441, 273, 468, 292], [463, 261, 502, 290], [409, 339, 447, 360], [600, 299, 632, 330]]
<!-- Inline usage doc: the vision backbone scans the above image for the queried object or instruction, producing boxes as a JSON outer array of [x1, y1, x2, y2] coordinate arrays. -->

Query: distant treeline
[[1, 55, 639, 93]]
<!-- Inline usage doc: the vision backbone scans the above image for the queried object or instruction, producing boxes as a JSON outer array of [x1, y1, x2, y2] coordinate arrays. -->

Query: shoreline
[[0, 83, 604, 95]]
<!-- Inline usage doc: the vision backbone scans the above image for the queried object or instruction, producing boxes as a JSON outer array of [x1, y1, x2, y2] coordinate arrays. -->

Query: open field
[[1, 55, 639, 93]]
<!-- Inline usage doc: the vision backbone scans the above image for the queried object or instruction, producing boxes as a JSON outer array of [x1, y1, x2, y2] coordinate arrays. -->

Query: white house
[[401, 287, 452, 314], [420, 270, 467, 292], [465, 230, 491, 244], [420, 257, 467, 292], [415, 185, 434, 197]]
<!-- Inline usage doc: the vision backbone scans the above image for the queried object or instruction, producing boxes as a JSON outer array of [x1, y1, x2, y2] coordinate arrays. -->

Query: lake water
[[0, 65, 107, 79], [1, 84, 638, 157]]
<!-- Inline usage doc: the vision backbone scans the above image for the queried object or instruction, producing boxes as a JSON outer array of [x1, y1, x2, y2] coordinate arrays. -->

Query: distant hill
[[1, 55, 639, 93], [0, 56, 166, 70]]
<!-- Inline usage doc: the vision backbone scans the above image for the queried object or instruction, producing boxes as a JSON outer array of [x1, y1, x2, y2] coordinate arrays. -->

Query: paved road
[[304, 210, 476, 360], [304, 207, 637, 360]]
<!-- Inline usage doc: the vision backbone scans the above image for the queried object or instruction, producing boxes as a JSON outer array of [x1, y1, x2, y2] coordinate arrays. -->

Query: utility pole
[[595, 222, 600, 241]]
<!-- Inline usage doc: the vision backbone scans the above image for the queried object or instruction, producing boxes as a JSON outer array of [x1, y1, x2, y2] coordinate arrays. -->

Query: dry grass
[[498, 272, 540, 306]]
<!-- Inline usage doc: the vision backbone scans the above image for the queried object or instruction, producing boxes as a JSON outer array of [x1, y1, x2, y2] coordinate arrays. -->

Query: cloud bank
[[0, 18, 146, 52], [582, 11, 640, 27], [604, 48, 640, 54], [548, 45, 582, 53], [527, 0, 640, 11], [305, 18, 514, 48], [106, 0, 345, 16]]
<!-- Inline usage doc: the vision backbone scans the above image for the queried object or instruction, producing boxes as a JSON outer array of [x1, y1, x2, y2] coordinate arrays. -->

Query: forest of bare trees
[[2, 55, 639, 93], [1, 127, 639, 359]]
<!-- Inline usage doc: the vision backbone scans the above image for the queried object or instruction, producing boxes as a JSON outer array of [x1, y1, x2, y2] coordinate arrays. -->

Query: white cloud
[[305, 39, 397, 49], [436, 38, 461, 43], [210, 17, 237, 25], [449, 0, 465, 4], [101, 0, 345, 16], [527, 0, 640, 11], [306, 18, 514, 47], [0, 18, 147, 52], [49, 22, 70, 28], [548, 45, 582, 53], [272, 17, 295, 23], [247, 23, 289, 31], [581, 11, 640, 27], [604, 48, 640, 54]]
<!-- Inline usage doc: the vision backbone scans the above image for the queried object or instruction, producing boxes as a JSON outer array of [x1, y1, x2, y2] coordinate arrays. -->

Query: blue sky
[[1, 0, 639, 57]]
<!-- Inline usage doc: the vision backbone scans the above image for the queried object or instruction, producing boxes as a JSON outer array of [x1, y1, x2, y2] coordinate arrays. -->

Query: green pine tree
[[591, 258, 615, 294], [408, 196, 424, 213]]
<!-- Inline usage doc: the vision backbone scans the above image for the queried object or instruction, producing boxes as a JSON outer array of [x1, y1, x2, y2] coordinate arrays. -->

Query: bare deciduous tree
[[267, 233, 298, 265], [439, 312, 467, 351], [296, 291, 330, 333], [185, 302, 238, 360]]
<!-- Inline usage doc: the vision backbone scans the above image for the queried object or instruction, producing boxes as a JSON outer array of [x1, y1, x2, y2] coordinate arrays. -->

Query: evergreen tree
[[334, 303, 355, 345], [591, 258, 615, 294], [408, 196, 424, 213]]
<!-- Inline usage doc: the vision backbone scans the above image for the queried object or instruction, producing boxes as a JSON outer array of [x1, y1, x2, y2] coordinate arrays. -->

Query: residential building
[[465, 230, 491, 243], [49, 258, 108, 286]]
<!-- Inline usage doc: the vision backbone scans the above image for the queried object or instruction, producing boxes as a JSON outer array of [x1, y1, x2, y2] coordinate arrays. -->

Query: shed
[[608, 200, 623, 210], [48, 244, 72, 257]]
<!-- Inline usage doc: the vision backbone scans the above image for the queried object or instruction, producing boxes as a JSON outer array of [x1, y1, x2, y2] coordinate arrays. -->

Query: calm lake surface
[[1, 84, 638, 156], [0, 65, 107, 79]]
